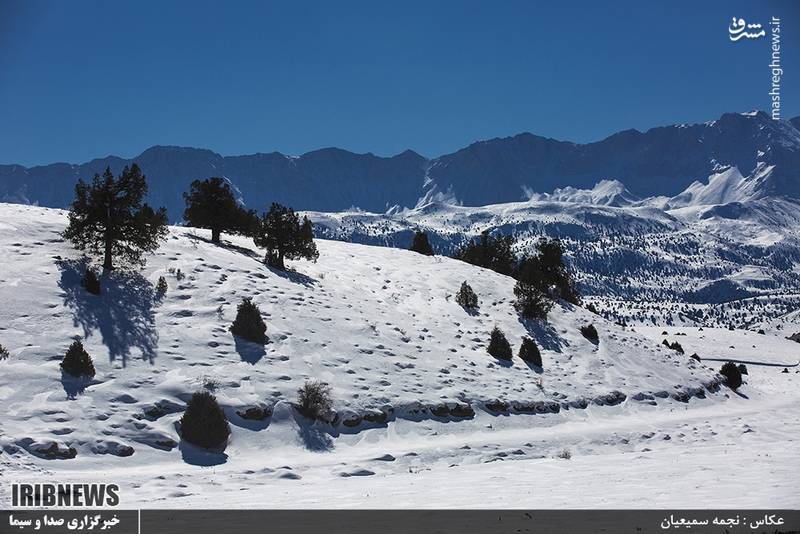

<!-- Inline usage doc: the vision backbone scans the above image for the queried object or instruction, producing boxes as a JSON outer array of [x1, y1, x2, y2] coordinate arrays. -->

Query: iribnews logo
[[11, 483, 120, 508]]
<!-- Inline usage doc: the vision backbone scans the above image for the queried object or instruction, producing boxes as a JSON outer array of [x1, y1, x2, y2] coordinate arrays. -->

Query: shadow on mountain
[[519, 317, 563, 353], [57, 259, 158, 367], [234, 336, 266, 365]]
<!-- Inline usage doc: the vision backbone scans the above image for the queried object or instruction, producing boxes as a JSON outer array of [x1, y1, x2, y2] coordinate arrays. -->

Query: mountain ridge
[[1, 111, 799, 220]]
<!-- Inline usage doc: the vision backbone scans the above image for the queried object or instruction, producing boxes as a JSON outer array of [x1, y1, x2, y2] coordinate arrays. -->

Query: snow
[[0, 203, 798, 509], [665, 165, 779, 209], [526, 179, 640, 207]]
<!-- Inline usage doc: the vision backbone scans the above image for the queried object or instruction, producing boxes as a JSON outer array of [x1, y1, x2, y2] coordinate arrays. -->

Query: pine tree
[[63, 165, 168, 270], [409, 230, 434, 256], [488, 327, 512, 360], [183, 177, 254, 243], [580, 324, 599, 343], [454, 231, 517, 276], [297, 380, 333, 419], [455, 281, 478, 309], [720, 361, 743, 389], [61, 340, 96, 378], [516, 239, 580, 304], [155, 276, 168, 296], [230, 298, 268, 344], [513, 281, 554, 320], [253, 203, 319, 270], [179, 391, 230, 449], [518, 336, 542, 366]]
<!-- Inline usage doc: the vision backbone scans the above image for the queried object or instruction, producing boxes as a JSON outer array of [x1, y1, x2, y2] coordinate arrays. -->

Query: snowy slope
[[0, 203, 797, 508]]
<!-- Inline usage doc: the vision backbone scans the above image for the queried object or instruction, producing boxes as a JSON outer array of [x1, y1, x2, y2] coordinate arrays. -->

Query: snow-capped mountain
[[1, 111, 799, 221], [526, 180, 641, 207], [306, 172, 800, 321]]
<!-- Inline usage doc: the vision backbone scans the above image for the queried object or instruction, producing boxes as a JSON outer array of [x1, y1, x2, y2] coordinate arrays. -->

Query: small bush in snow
[[518, 336, 542, 366], [557, 449, 572, 460], [203, 378, 219, 391], [585, 302, 599, 314], [83, 268, 100, 295], [455, 281, 478, 309], [156, 276, 168, 296], [179, 391, 230, 449], [669, 341, 684, 354], [580, 324, 599, 343], [297, 380, 333, 419], [488, 327, 512, 360], [61, 340, 96, 378], [0, 344, 9, 360], [690, 353, 701, 362], [513, 281, 553, 320], [720, 361, 743, 389], [737, 363, 748, 375], [230, 297, 267, 344]]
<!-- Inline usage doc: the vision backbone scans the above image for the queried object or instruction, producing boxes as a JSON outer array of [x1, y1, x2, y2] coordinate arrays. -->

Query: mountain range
[[2, 111, 799, 221]]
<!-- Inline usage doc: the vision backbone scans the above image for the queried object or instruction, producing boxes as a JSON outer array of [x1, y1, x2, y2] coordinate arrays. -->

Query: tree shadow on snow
[[519, 317, 563, 353], [57, 259, 159, 367], [522, 361, 544, 374], [185, 234, 317, 287], [234, 336, 266, 365], [179, 441, 228, 466], [186, 233, 261, 260], [266, 266, 317, 288], [292, 411, 334, 452], [730, 388, 750, 399], [60, 371, 96, 399]]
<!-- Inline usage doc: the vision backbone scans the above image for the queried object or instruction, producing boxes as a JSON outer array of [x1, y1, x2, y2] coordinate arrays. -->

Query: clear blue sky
[[0, 0, 797, 166]]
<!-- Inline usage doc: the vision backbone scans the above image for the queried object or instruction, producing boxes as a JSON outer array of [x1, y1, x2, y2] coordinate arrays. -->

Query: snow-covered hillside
[[0, 203, 797, 508]]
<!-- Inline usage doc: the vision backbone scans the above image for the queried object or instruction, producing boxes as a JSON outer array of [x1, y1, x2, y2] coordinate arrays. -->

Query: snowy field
[[0, 203, 798, 508]]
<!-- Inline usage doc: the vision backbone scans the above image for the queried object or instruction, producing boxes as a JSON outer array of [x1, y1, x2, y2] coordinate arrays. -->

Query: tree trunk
[[265, 249, 285, 270], [103, 236, 113, 271], [211, 228, 221, 243]]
